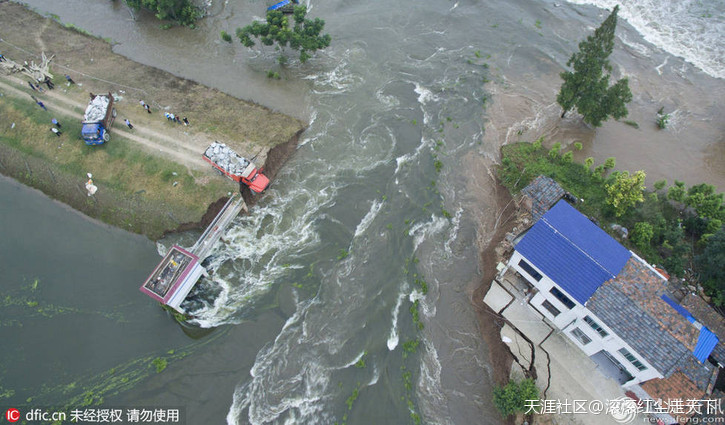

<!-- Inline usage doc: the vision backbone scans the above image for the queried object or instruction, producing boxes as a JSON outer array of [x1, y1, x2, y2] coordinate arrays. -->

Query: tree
[[557, 5, 632, 127], [605, 170, 646, 217], [237, 6, 331, 64], [631, 222, 654, 251], [696, 228, 725, 305], [125, 0, 201, 27], [492, 378, 539, 418]]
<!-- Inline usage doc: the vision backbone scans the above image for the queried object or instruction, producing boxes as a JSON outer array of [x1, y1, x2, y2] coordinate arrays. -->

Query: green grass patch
[[0, 95, 231, 239]]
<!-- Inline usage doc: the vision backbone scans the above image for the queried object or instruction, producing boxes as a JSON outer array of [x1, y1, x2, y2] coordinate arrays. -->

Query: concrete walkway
[[485, 279, 650, 425]]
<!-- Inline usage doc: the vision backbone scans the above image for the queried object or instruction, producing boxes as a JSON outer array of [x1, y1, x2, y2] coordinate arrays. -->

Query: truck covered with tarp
[[81, 92, 116, 146], [203, 142, 270, 193]]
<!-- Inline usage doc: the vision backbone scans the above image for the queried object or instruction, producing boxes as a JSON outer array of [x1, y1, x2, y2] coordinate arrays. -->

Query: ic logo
[[5, 408, 21, 423]]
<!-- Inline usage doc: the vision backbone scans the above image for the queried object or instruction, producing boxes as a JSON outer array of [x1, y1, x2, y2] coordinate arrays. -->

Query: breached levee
[[0, 2, 306, 240]]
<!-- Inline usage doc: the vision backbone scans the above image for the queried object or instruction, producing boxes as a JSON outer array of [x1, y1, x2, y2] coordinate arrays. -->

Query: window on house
[[549, 287, 576, 309], [584, 316, 609, 338], [618, 348, 647, 371], [518, 259, 542, 281], [541, 300, 561, 317], [571, 327, 591, 345]]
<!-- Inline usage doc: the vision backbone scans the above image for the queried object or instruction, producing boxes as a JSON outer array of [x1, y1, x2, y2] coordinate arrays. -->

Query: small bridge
[[139, 194, 247, 311]]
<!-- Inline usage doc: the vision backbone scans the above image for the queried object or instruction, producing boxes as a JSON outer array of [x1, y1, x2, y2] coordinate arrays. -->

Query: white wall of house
[[507, 250, 663, 385]]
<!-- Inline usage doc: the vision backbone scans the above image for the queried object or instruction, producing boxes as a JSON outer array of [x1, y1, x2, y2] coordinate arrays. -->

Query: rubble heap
[[204, 142, 252, 177], [83, 95, 109, 122]]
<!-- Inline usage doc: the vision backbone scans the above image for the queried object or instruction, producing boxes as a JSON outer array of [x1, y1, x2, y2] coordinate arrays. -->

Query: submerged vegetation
[[125, 0, 202, 27], [237, 6, 331, 64]]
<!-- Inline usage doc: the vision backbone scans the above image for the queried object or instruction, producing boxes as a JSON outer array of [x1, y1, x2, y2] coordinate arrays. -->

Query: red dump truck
[[203, 142, 270, 193]]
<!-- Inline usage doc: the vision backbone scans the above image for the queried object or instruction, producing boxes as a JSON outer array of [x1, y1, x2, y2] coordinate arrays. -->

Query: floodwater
[[2, 0, 724, 424]]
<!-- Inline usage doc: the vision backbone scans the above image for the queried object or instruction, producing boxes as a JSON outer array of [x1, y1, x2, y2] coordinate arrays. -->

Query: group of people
[[164, 111, 189, 126], [50, 118, 62, 137]]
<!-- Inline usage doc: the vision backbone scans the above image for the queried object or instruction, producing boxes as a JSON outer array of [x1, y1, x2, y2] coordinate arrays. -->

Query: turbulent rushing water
[[2, 0, 725, 423]]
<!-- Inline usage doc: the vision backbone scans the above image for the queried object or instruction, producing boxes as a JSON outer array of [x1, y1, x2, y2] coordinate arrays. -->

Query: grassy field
[[0, 93, 233, 240]]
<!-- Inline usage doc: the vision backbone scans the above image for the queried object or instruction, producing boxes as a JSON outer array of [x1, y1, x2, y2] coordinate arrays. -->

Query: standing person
[[65, 74, 75, 84], [124, 119, 133, 129], [0, 53, 5, 62], [36, 100, 47, 111], [43, 77, 54, 90], [50, 127, 62, 137], [27, 81, 37, 91], [139, 100, 146, 109], [144, 103, 151, 113], [169, 113, 175, 122], [51, 118, 62, 128], [182, 116, 189, 126]]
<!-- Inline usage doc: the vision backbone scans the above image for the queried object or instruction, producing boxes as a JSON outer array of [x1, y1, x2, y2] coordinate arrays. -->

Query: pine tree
[[557, 5, 632, 127]]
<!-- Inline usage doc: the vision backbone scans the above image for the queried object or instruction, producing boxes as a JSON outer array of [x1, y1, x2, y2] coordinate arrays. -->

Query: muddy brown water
[[2, 0, 724, 424]]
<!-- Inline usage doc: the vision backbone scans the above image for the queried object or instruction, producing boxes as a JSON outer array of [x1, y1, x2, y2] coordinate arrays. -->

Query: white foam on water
[[343, 351, 366, 369], [408, 215, 449, 251], [304, 49, 364, 94], [155, 241, 167, 257], [416, 338, 454, 425], [387, 287, 408, 350], [565, 0, 725, 79], [413, 82, 439, 105], [354, 199, 384, 238], [443, 206, 463, 256]]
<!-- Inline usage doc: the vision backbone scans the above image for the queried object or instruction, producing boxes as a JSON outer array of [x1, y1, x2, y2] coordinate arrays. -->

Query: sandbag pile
[[204, 142, 252, 176], [84, 95, 109, 122]]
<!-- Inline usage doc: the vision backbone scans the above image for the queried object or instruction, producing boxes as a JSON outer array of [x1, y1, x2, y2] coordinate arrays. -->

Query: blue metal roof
[[661, 294, 695, 321], [515, 200, 631, 305], [694, 327, 719, 362], [661, 294, 719, 362]]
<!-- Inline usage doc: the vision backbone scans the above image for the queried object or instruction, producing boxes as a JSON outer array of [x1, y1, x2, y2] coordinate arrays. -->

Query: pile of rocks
[[204, 142, 251, 176], [83, 95, 109, 122]]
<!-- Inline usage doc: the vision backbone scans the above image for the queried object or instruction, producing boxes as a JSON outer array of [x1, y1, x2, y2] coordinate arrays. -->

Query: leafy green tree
[[667, 180, 687, 203], [631, 222, 654, 251], [125, 0, 201, 26], [697, 228, 725, 305], [237, 5, 331, 63], [557, 5, 632, 126], [685, 183, 724, 220], [493, 378, 539, 418], [605, 170, 646, 217]]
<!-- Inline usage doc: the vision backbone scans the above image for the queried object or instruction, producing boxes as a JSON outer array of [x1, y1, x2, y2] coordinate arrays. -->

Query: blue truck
[[81, 92, 116, 145]]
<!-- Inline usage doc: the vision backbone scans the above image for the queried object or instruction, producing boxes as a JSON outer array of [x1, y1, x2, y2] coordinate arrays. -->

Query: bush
[[631, 222, 654, 251], [697, 228, 725, 304], [574, 142, 583, 150], [657, 113, 669, 129], [493, 378, 539, 418], [604, 157, 616, 170], [221, 30, 232, 43], [562, 151, 574, 163], [548, 142, 561, 159]]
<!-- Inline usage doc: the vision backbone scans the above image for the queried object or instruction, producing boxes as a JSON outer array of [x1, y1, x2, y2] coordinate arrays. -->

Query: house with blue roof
[[506, 200, 722, 398]]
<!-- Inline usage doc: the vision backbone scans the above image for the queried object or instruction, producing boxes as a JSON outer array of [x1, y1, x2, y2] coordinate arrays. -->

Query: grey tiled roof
[[520, 175, 565, 221], [673, 353, 717, 391], [588, 281, 690, 376]]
